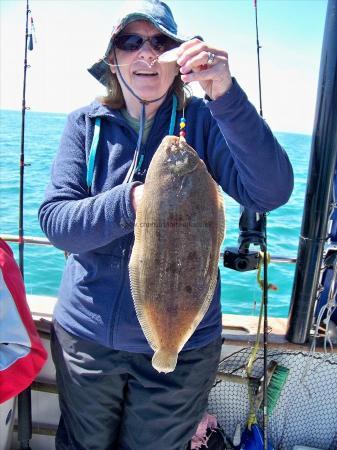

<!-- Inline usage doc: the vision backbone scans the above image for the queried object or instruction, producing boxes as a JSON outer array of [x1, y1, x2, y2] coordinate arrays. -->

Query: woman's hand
[[130, 184, 144, 213], [176, 39, 233, 100]]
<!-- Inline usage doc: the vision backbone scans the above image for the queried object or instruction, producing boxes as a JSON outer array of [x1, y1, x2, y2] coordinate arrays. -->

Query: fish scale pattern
[[208, 348, 337, 450]]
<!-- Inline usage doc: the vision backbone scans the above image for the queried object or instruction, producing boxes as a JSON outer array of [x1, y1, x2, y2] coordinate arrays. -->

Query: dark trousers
[[51, 320, 221, 450]]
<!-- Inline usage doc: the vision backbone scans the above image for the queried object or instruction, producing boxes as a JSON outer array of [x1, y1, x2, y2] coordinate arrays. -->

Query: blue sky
[[0, 0, 328, 134]]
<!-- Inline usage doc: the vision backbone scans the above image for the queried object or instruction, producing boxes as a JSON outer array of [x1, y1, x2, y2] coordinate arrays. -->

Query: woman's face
[[111, 20, 179, 110]]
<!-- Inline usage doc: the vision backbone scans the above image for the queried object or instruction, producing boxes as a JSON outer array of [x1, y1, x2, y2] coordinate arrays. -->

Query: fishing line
[[103, 59, 174, 68], [102, 48, 178, 69], [112, 47, 168, 105], [102, 58, 151, 69]]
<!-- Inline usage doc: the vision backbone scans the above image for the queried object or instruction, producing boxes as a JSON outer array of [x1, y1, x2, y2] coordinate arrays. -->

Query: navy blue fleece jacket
[[38, 79, 293, 352]]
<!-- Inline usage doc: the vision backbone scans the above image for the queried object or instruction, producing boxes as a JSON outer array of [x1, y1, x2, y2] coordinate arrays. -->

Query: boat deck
[[27, 294, 314, 354], [3, 295, 336, 450]]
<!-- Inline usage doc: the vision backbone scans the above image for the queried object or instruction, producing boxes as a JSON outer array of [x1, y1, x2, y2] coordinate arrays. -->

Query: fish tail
[[152, 349, 178, 374]]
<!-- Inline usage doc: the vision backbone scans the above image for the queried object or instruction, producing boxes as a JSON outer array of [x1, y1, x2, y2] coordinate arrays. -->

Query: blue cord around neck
[[112, 48, 178, 183], [123, 93, 178, 183], [88, 46, 180, 189], [87, 94, 178, 189]]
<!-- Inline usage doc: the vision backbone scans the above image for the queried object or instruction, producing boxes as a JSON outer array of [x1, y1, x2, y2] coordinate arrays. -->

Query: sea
[[0, 108, 311, 318]]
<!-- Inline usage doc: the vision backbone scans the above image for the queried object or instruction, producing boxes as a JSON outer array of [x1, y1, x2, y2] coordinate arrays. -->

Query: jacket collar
[[87, 101, 119, 119], [87, 92, 175, 120]]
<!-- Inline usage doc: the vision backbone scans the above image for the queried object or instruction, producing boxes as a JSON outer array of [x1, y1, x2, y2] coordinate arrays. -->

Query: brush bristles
[[267, 365, 290, 414]]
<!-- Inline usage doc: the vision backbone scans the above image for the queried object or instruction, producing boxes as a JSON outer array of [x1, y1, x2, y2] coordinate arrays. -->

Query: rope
[[245, 251, 273, 428]]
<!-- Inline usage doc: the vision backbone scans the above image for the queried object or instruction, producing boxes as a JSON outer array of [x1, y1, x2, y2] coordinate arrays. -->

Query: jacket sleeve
[[205, 79, 294, 212], [38, 111, 137, 253]]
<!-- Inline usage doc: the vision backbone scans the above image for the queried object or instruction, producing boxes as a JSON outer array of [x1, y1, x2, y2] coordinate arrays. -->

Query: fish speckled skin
[[129, 136, 225, 373]]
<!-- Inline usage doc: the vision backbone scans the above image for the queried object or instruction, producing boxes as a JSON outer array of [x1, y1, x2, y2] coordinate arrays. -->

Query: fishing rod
[[223, 1, 271, 449], [19, 1, 34, 276], [17, 1, 35, 449], [253, 1, 271, 448], [254, 0, 263, 117], [253, 1, 269, 449], [223, 1, 271, 448]]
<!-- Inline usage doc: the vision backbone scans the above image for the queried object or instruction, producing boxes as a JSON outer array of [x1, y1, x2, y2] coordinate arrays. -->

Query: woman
[[39, 1, 294, 449]]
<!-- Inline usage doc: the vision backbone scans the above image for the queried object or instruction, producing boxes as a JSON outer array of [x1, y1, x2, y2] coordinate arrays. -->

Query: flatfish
[[129, 136, 225, 373]]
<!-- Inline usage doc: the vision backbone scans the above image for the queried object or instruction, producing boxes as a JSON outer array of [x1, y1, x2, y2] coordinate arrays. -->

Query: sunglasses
[[114, 33, 178, 53]]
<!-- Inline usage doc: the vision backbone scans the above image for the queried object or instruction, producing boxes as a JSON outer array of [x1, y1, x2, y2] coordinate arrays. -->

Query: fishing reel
[[223, 208, 265, 272]]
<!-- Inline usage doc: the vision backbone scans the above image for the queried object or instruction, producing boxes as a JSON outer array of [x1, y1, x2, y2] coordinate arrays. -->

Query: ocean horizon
[[0, 108, 311, 318]]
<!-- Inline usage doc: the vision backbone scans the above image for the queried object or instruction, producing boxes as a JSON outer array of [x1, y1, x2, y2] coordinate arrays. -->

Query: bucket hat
[[88, 0, 191, 86]]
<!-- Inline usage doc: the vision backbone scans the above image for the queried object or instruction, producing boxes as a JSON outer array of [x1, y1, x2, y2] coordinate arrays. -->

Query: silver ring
[[207, 52, 215, 65]]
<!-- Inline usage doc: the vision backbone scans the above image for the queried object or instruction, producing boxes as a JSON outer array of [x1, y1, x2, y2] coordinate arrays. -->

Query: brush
[[216, 360, 289, 415], [254, 360, 290, 414]]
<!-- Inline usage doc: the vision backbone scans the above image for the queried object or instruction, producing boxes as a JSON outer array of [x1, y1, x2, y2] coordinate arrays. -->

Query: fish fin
[[152, 349, 178, 374], [128, 257, 158, 352], [216, 184, 225, 245], [187, 182, 225, 339]]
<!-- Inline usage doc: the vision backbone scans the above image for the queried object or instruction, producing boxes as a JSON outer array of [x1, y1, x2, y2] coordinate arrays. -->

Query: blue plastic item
[[240, 424, 274, 450]]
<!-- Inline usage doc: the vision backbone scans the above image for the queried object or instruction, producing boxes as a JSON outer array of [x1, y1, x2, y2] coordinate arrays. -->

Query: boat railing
[[3, 233, 336, 355], [0, 234, 297, 264]]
